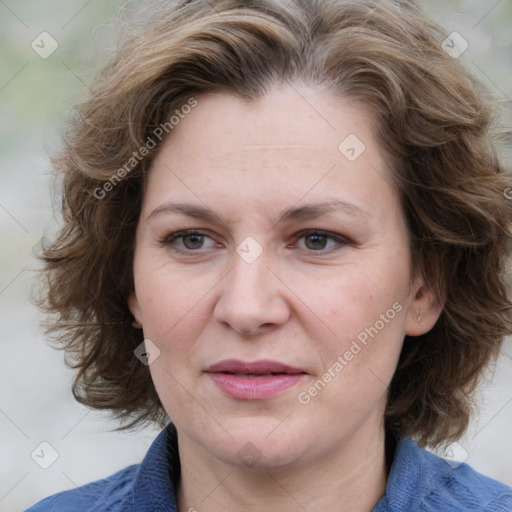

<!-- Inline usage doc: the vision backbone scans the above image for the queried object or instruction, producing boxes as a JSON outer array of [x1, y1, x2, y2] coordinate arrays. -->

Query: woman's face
[[129, 85, 440, 470]]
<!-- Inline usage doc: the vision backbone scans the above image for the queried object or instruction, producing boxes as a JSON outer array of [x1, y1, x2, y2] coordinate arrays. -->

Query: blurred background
[[1, 0, 511, 510]]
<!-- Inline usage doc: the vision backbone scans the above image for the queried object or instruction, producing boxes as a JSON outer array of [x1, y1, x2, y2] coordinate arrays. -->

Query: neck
[[176, 425, 388, 512]]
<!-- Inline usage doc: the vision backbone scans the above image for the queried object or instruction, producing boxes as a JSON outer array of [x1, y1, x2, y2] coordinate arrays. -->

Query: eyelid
[[161, 229, 219, 252], [290, 229, 350, 252], [163, 229, 211, 241], [293, 228, 350, 243]]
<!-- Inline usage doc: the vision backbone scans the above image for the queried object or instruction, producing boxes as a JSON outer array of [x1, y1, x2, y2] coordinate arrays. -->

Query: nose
[[213, 249, 290, 336]]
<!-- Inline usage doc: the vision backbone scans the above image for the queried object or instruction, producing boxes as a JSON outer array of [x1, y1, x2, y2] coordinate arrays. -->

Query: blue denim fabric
[[26, 424, 512, 512]]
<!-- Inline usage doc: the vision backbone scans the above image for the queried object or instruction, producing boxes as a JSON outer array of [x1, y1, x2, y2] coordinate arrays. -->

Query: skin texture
[[128, 84, 443, 512]]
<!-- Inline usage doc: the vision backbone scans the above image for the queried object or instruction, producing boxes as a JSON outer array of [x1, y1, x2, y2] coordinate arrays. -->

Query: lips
[[205, 359, 307, 400], [205, 359, 306, 375]]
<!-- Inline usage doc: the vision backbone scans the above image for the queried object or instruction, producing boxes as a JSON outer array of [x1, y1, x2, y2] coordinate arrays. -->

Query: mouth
[[205, 359, 308, 400], [205, 359, 306, 375]]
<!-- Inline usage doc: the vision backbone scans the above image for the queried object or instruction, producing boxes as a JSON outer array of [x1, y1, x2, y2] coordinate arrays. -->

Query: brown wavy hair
[[36, 0, 512, 447]]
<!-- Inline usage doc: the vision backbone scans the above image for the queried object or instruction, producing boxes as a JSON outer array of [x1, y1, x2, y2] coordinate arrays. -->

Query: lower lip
[[206, 373, 306, 400]]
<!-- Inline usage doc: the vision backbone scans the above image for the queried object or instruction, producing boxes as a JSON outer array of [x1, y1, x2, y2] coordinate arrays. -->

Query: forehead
[[143, 85, 396, 220], [155, 85, 378, 161]]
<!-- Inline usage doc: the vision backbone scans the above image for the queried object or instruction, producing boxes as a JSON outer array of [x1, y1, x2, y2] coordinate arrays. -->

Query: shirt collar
[[128, 424, 435, 511], [130, 423, 180, 512]]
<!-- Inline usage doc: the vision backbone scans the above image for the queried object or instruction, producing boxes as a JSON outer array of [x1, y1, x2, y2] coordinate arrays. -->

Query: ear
[[128, 290, 143, 329], [404, 276, 444, 337]]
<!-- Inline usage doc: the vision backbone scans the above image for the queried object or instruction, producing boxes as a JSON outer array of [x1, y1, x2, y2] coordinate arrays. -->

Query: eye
[[162, 230, 218, 252], [293, 230, 349, 252]]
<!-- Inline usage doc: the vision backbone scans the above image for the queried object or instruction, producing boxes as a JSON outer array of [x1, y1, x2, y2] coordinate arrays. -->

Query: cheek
[[136, 264, 215, 418], [134, 262, 214, 353], [300, 258, 403, 324], [295, 272, 406, 420], [290, 257, 407, 376]]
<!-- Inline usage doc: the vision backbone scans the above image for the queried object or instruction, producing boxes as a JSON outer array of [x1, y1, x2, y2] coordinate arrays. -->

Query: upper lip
[[205, 359, 307, 375]]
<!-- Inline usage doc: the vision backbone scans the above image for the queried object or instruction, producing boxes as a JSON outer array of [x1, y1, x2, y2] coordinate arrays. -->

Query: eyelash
[[160, 229, 350, 255]]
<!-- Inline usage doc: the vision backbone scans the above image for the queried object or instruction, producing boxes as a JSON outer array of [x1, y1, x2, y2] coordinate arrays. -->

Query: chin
[[214, 439, 307, 471], [199, 416, 315, 470]]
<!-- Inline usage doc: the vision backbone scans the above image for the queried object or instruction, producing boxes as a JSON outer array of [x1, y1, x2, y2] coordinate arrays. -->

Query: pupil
[[184, 234, 204, 249], [306, 234, 327, 250]]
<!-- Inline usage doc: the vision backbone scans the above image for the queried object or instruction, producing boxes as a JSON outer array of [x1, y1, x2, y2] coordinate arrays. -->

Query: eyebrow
[[146, 200, 370, 225]]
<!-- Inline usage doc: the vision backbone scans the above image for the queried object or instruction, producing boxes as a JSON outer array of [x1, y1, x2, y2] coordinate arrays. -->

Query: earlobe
[[128, 291, 143, 329], [404, 282, 444, 337]]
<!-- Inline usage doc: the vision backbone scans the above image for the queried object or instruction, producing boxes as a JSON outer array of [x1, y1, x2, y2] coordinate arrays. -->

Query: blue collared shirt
[[26, 423, 512, 511]]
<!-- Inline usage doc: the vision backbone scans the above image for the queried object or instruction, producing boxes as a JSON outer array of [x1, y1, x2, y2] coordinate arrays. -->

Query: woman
[[29, 0, 512, 510]]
